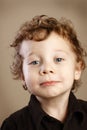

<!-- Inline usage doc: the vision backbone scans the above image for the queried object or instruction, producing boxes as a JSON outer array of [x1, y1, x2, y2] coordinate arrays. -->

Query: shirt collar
[[67, 92, 86, 125], [28, 95, 47, 129], [28, 93, 86, 129]]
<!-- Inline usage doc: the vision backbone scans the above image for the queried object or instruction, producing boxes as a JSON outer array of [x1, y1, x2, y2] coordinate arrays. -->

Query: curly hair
[[10, 15, 86, 91]]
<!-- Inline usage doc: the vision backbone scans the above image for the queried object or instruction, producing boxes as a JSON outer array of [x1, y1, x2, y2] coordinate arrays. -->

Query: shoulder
[[78, 99, 87, 112], [1, 105, 31, 130], [10, 105, 30, 119], [9, 105, 30, 121], [70, 92, 87, 113]]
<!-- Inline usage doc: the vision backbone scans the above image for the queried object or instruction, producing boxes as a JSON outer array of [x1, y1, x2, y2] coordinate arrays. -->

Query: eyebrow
[[55, 50, 69, 55], [27, 50, 69, 58], [28, 52, 37, 57]]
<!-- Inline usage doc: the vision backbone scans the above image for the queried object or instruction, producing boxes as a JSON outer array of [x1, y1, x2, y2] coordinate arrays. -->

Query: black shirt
[[1, 92, 87, 130]]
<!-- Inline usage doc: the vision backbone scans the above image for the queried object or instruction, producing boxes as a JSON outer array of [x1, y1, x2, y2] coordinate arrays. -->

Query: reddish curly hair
[[10, 15, 86, 91]]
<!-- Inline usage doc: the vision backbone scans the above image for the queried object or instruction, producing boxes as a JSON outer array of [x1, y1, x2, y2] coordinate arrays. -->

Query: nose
[[39, 63, 54, 75]]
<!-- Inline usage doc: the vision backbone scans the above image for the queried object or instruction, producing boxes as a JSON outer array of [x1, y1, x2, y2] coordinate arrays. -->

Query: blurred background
[[0, 0, 87, 125]]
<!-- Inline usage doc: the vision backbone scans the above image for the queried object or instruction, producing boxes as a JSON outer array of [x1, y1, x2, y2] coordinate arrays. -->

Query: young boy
[[1, 15, 87, 130]]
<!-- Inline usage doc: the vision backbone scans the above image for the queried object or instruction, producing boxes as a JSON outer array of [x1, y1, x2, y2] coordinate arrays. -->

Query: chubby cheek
[[23, 65, 38, 91], [64, 75, 74, 88], [60, 67, 75, 88]]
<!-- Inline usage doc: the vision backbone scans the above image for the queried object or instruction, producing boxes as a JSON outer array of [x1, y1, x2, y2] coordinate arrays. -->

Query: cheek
[[23, 69, 33, 91], [60, 66, 76, 83], [23, 64, 37, 86]]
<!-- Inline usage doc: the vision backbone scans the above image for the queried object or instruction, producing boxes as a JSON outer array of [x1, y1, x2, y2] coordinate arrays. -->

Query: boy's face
[[20, 32, 81, 98]]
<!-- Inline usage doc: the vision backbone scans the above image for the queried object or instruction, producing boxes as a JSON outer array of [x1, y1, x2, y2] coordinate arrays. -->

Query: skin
[[19, 32, 82, 122]]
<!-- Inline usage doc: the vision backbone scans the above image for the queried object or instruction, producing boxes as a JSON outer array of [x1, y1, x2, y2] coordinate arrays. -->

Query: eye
[[29, 60, 40, 65], [55, 58, 64, 62]]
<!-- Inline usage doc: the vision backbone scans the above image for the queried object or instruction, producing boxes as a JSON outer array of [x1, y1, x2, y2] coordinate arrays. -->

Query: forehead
[[19, 32, 75, 57]]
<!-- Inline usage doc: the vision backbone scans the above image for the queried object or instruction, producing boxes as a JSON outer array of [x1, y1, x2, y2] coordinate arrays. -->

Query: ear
[[75, 62, 82, 80], [20, 73, 27, 90]]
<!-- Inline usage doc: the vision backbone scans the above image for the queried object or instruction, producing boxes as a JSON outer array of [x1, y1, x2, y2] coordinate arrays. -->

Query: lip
[[40, 81, 59, 87]]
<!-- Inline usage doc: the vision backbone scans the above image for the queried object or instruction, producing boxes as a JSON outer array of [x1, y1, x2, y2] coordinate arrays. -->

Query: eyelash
[[55, 58, 64, 63], [28, 57, 64, 66], [29, 60, 40, 65]]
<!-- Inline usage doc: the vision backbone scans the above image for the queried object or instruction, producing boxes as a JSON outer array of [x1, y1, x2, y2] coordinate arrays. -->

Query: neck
[[36, 92, 70, 122]]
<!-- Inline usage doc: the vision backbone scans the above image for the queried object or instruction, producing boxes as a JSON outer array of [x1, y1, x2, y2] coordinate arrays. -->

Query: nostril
[[43, 71, 47, 74], [43, 70, 53, 74], [50, 70, 53, 73], [39, 66, 54, 75]]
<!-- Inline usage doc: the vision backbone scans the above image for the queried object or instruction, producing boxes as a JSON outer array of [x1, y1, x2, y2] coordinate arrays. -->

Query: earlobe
[[75, 70, 82, 80], [22, 80, 28, 90], [20, 73, 28, 90], [75, 62, 82, 80]]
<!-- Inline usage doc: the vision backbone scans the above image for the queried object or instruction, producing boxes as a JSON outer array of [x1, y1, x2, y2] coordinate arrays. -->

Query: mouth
[[40, 81, 59, 87]]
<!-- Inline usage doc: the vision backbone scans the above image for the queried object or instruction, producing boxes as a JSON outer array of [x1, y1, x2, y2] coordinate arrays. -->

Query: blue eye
[[29, 61, 39, 65], [56, 58, 64, 62]]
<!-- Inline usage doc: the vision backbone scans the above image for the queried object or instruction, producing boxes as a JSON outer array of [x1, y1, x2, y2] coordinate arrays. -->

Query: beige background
[[0, 0, 87, 125]]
